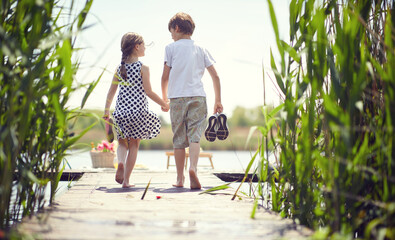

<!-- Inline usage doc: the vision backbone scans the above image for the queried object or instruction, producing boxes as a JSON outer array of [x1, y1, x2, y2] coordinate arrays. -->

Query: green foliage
[[0, 0, 94, 229], [247, 0, 395, 238], [229, 105, 273, 127]]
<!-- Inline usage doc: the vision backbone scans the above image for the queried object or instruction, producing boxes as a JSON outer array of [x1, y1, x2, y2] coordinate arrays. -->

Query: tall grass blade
[[141, 178, 152, 200]]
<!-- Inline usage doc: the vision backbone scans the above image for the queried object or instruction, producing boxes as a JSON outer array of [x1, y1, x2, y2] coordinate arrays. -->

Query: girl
[[104, 32, 169, 188]]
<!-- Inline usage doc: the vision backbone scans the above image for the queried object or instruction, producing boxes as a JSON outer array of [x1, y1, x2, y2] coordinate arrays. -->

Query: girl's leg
[[188, 142, 201, 189], [122, 138, 140, 188], [115, 138, 128, 184], [173, 148, 186, 187]]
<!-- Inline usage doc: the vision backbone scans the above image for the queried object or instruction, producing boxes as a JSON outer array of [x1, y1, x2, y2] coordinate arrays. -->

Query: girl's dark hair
[[119, 32, 144, 80], [168, 12, 195, 35]]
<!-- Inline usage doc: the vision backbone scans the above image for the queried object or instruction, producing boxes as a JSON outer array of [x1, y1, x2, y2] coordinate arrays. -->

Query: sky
[[70, 0, 290, 121]]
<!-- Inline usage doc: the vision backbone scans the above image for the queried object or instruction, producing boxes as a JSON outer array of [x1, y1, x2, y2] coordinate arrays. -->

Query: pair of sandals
[[205, 113, 229, 142]]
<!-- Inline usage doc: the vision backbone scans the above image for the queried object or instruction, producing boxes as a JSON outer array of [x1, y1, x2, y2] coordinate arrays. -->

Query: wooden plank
[[166, 151, 214, 169], [165, 151, 213, 157]]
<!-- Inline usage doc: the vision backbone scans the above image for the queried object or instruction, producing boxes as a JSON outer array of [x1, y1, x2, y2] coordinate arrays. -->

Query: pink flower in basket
[[93, 140, 115, 153], [97, 144, 104, 151], [109, 143, 115, 152], [102, 140, 109, 149]]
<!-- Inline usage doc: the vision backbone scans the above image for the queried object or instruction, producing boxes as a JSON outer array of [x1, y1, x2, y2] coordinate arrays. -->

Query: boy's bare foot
[[115, 162, 124, 184], [122, 183, 135, 188], [172, 176, 185, 188], [189, 169, 201, 189]]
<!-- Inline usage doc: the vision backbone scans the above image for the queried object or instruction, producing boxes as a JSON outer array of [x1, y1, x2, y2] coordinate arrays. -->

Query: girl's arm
[[104, 72, 119, 118], [141, 64, 169, 111], [207, 65, 223, 114]]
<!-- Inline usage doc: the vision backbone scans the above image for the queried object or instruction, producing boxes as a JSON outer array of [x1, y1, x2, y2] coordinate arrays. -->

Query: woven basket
[[90, 151, 115, 168]]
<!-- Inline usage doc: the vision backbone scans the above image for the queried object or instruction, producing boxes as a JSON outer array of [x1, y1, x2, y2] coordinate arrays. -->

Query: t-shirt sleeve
[[164, 45, 172, 67], [204, 48, 216, 68]]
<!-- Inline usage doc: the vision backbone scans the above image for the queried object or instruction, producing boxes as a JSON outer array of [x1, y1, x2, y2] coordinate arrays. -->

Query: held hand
[[161, 103, 170, 112], [161, 99, 170, 112], [214, 102, 223, 114]]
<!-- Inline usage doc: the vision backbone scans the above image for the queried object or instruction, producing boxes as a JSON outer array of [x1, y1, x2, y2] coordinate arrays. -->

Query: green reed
[[245, 0, 394, 238], [0, 0, 96, 229]]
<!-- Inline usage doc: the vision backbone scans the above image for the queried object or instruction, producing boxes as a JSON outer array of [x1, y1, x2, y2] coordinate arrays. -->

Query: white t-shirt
[[164, 39, 215, 99]]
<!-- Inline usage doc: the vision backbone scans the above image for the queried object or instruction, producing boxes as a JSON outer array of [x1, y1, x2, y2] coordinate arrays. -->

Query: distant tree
[[229, 106, 250, 127]]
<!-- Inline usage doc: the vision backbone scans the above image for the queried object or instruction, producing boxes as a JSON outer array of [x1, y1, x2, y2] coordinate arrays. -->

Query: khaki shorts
[[170, 97, 207, 148]]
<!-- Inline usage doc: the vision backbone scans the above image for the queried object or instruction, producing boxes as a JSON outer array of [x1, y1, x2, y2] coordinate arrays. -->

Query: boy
[[161, 12, 223, 189]]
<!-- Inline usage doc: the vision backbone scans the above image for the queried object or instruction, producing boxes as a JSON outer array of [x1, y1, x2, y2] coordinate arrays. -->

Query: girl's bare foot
[[122, 183, 135, 188], [115, 162, 124, 184], [189, 169, 201, 189], [172, 176, 185, 188]]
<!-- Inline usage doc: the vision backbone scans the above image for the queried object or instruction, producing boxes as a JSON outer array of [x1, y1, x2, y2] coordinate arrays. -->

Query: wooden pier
[[16, 170, 312, 239]]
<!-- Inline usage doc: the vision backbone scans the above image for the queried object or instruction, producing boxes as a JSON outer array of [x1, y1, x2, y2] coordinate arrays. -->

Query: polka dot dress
[[112, 61, 161, 140]]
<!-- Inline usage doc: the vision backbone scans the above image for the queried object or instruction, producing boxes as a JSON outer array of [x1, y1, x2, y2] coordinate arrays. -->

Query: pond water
[[63, 150, 275, 172]]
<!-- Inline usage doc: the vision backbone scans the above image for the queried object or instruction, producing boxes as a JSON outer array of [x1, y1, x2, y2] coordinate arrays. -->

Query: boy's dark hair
[[168, 12, 195, 35]]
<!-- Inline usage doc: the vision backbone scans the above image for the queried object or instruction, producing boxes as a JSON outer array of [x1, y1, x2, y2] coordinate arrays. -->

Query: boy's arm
[[104, 72, 119, 118], [161, 63, 171, 103], [207, 65, 223, 114]]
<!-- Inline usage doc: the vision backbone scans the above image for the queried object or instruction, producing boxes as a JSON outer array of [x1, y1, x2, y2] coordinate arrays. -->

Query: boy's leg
[[185, 97, 207, 189], [115, 138, 128, 184], [173, 148, 186, 187], [123, 138, 140, 188], [169, 98, 188, 187], [188, 142, 201, 189]]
